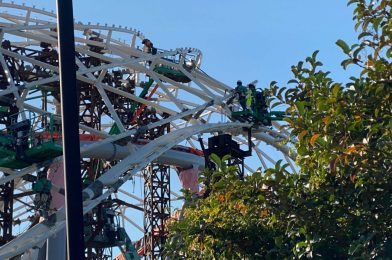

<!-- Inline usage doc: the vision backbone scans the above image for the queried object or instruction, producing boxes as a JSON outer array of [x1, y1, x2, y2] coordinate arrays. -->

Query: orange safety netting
[[37, 132, 103, 141], [114, 254, 126, 260]]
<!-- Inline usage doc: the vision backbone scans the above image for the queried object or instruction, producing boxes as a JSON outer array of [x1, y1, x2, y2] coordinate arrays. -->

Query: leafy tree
[[165, 1, 392, 258]]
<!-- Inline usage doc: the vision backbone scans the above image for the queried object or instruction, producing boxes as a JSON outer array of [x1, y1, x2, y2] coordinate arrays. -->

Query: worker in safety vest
[[246, 83, 256, 111], [246, 89, 253, 110], [235, 80, 247, 110]]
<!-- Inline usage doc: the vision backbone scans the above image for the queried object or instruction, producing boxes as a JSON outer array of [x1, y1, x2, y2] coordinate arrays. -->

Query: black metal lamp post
[[56, 0, 84, 259]]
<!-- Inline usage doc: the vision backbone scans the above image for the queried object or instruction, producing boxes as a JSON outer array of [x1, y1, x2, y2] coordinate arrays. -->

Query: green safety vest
[[246, 90, 253, 108]]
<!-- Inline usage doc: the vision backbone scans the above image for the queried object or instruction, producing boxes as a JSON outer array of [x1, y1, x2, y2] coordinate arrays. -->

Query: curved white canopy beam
[[0, 2, 296, 258], [0, 122, 250, 258]]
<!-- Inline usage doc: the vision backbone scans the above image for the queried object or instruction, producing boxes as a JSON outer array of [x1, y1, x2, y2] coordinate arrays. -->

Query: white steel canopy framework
[[0, 2, 296, 259]]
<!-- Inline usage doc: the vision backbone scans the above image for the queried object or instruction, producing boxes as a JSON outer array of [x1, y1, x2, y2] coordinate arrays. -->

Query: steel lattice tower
[[0, 3, 296, 259], [0, 180, 13, 246], [143, 163, 170, 259]]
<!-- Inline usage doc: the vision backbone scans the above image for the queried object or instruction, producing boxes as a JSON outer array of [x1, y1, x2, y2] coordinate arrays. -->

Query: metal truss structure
[[0, 179, 13, 246], [143, 164, 170, 259], [0, 2, 297, 259]]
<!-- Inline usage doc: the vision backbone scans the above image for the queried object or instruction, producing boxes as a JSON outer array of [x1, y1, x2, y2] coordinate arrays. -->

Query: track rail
[[0, 2, 295, 258], [0, 123, 250, 258]]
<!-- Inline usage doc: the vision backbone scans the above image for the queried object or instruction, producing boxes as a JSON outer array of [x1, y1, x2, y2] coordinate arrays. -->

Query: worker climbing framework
[[0, 2, 296, 259]]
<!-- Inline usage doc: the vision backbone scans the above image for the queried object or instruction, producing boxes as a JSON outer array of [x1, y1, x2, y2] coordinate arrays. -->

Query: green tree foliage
[[165, 1, 392, 258]]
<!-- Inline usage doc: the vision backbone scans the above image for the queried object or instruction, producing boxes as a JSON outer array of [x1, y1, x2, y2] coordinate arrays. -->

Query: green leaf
[[210, 153, 222, 168], [268, 214, 277, 226], [373, 16, 383, 31], [221, 154, 231, 163], [275, 236, 283, 247], [271, 101, 282, 109], [358, 31, 372, 39], [288, 79, 299, 84], [353, 45, 363, 60], [277, 86, 287, 99], [332, 84, 340, 97], [386, 47, 392, 58], [212, 171, 223, 179], [269, 81, 277, 87], [336, 39, 350, 54], [297, 145, 307, 156], [311, 50, 319, 60], [295, 101, 306, 116], [257, 194, 265, 201], [347, 0, 358, 6], [212, 180, 225, 189], [297, 61, 304, 70], [341, 59, 353, 69], [296, 241, 307, 249]]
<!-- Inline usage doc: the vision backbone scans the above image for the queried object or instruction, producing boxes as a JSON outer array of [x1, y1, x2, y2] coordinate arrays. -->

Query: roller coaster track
[[0, 122, 252, 258], [0, 2, 295, 258]]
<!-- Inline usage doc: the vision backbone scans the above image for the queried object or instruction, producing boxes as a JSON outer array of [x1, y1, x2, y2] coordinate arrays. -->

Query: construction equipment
[[0, 113, 62, 169]]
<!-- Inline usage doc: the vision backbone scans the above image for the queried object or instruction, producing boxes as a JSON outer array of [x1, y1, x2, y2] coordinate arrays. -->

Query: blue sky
[[26, 0, 359, 88], [9, 0, 361, 248]]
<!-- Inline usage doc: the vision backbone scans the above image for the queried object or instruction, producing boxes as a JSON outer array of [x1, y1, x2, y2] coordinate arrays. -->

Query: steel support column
[[0, 180, 14, 246], [143, 163, 170, 259]]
